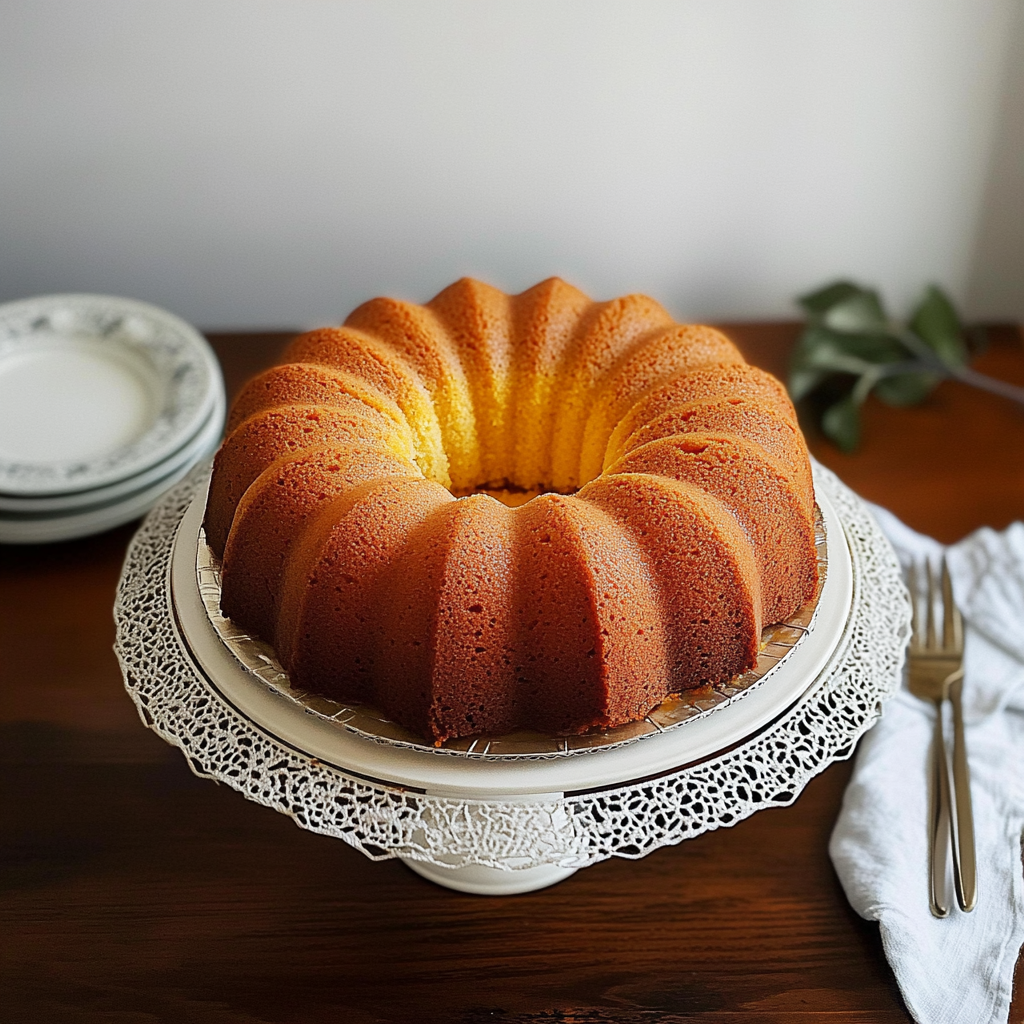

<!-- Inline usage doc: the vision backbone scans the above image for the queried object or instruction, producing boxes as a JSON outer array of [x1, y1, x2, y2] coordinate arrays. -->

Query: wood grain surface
[[2, 324, 1022, 1024]]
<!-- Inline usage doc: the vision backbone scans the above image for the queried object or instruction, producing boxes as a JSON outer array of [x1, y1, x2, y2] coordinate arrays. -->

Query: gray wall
[[2, 0, 1021, 329], [967, 0, 1024, 320]]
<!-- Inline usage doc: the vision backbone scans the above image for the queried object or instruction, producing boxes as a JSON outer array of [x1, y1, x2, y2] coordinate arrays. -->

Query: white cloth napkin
[[830, 505, 1024, 1024]]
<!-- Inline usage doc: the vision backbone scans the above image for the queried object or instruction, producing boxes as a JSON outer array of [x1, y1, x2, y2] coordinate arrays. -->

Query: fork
[[907, 557, 977, 917]]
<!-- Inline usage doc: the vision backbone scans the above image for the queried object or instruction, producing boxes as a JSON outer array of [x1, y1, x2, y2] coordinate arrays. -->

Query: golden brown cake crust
[[278, 477, 454, 704], [219, 445, 420, 642], [607, 433, 818, 623], [226, 363, 411, 436], [204, 403, 412, 558]]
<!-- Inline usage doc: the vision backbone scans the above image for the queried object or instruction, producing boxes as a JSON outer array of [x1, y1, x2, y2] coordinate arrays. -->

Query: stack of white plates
[[0, 294, 225, 544]]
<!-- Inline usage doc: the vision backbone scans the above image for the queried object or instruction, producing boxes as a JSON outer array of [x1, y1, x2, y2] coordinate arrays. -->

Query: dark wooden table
[[3, 324, 1023, 1024]]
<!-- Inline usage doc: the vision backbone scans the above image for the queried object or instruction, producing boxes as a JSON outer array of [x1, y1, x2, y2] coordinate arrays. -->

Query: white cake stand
[[115, 461, 909, 894]]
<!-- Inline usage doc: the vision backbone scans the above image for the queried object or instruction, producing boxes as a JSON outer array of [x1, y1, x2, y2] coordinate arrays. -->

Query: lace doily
[[114, 462, 908, 871]]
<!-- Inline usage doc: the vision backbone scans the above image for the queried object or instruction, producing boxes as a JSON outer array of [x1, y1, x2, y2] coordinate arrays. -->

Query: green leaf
[[802, 341, 874, 376], [797, 280, 864, 318], [910, 285, 967, 368], [789, 367, 829, 401], [805, 350, 866, 375], [828, 328, 904, 363], [823, 290, 889, 334], [874, 371, 937, 407], [821, 393, 862, 452], [793, 277, 983, 451], [793, 324, 906, 368]]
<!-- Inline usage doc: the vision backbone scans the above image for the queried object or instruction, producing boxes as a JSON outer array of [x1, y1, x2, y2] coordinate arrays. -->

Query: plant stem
[[894, 327, 1024, 406], [951, 366, 1024, 406]]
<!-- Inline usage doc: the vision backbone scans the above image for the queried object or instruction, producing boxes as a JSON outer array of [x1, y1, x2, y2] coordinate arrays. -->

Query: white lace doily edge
[[114, 461, 909, 872]]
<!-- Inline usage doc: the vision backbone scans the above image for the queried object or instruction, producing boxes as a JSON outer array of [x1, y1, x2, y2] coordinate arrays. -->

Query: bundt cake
[[204, 278, 818, 744]]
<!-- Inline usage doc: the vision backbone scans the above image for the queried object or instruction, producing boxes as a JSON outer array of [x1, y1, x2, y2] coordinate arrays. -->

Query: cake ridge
[[274, 473, 430, 669], [577, 323, 745, 484], [226, 363, 413, 438], [373, 495, 496, 736], [285, 476, 454, 707], [344, 295, 483, 489], [426, 278, 514, 488], [606, 431, 817, 622], [204, 401, 415, 558], [603, 360, 798, 474], [283, 326, 452, 488], [508, 490, 673, 737], [506, 277, 593, 491], [577, 472, 763, 684], [219, 443, 422, 639], [548, 293, 676, 492], [610, 395, 807, 480]]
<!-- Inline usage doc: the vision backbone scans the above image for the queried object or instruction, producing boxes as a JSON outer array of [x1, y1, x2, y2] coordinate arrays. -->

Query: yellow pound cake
[[205, 278, 818, 744]]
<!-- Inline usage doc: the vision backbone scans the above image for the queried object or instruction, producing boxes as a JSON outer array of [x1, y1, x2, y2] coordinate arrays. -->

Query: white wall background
[[1, 0, 1021, 329]]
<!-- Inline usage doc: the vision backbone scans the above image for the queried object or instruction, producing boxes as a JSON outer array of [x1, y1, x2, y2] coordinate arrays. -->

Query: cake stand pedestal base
[[401, 858, 579, 895]]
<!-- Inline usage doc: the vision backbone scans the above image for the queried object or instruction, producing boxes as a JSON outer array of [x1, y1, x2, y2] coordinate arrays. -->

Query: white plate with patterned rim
[[0, 294, 221, 497], [0, 387, 225, 515], [0, 396, 223, 544]]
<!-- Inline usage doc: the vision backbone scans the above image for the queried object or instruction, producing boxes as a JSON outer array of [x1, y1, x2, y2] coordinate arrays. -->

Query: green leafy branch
[[789, 280, 1024, 451]]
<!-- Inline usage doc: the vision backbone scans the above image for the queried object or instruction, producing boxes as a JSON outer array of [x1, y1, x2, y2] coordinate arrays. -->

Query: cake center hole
[[452, 482, 583, 507], [456, 485, 542, 508]]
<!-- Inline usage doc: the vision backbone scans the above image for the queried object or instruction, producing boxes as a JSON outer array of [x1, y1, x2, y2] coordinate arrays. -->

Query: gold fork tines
[[907, 556, 976, 917]]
